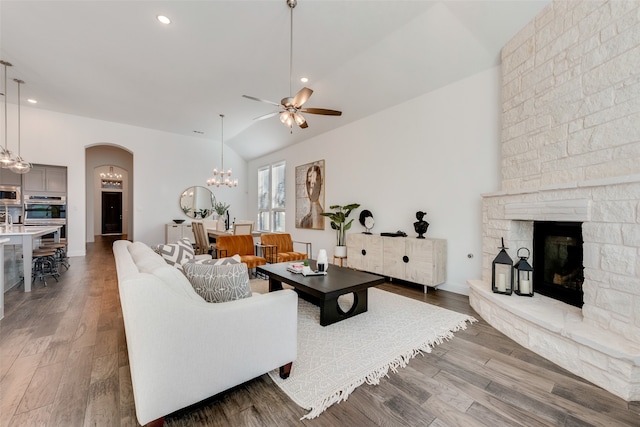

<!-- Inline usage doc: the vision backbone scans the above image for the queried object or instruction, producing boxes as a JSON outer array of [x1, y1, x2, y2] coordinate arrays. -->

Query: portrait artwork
[[295, 160, 325, 229]]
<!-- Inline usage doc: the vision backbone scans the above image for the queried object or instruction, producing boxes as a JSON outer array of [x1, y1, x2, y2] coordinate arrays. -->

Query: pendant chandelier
[[206, 114, 238, 188], [10, 78, 32, 174], [0, 60, 15, 169]]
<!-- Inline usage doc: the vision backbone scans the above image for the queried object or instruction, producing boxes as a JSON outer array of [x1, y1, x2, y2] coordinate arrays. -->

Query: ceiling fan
[[242, 0, 342, 131]]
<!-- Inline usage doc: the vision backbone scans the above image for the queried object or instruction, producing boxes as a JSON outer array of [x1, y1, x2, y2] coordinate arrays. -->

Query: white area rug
[[264, 285, 477, 419]]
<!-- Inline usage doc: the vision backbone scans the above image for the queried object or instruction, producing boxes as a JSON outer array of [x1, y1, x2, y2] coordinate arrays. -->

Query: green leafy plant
[[320, 203, 360, 246], [213, 201, 230, 216]]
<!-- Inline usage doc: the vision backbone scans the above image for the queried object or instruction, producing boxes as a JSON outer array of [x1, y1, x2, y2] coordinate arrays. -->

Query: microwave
[[0, 185, 21, 205]]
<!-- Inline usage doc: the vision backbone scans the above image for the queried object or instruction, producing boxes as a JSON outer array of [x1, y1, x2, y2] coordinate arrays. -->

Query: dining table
[[0, 225, 62, 293]]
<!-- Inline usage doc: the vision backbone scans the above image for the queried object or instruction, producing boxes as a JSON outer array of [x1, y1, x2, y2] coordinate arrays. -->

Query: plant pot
[[217, 217, 226, 231], [334, 245, 347, 258]]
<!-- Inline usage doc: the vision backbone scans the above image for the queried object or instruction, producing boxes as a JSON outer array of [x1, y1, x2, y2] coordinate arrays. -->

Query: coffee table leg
[[269, 278, 283, 292], [320, 289, 369, 326]]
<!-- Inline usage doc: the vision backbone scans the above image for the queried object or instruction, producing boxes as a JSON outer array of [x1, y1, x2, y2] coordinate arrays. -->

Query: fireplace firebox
[[533, 221, 584, 308]]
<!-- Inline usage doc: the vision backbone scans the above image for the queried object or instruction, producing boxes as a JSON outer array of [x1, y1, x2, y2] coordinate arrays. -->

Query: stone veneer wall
[[473, 0, 640, 401], [492, 0, 640, 341], [501, 0, 640, 192]]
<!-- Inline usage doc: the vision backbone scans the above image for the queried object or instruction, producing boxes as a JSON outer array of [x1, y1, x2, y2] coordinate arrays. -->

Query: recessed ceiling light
[[27, 99, 37, 104], [157, 15, 171, 24], [300, 77, 308, 83]]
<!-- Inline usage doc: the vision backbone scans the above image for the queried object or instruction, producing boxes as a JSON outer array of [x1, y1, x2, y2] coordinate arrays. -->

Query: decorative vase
[[217, 217, 226, 231], [317, 249, 329, 272], [334, 245, 347, 258]]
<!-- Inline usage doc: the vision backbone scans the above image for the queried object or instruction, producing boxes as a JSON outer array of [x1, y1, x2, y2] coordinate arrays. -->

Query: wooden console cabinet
[[347, 234, 446, 292], [165, 223, 195, 244]]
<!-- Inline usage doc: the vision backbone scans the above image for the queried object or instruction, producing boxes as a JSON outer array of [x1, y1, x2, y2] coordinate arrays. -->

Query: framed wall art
[[295, 159, 325, 229]]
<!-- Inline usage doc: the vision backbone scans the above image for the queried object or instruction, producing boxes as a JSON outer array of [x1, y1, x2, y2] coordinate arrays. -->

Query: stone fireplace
[[468, 0, 640, 402], [533, 220, 584, 307]]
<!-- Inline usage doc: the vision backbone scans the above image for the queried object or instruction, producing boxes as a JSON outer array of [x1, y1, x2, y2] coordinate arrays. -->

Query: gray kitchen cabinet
[[0, 168, 22, 186], [23, 165, 67, 194]]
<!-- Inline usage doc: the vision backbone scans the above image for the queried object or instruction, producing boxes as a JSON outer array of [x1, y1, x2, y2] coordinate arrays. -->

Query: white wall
[[249, 67, 501, 295], [14, 106, 248, 257]]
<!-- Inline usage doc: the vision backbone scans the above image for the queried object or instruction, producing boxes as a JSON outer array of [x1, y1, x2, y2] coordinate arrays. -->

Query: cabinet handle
[[362, 249, 366, 256], [403, 255, 409, 263]]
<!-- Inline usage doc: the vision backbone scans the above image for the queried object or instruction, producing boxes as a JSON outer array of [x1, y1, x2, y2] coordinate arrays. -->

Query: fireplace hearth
[[533, 221, 584, 308]]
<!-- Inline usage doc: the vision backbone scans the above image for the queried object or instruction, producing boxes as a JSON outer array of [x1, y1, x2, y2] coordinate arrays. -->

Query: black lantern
[[491, 238, 513, 295], [514, 247, 534, 297]]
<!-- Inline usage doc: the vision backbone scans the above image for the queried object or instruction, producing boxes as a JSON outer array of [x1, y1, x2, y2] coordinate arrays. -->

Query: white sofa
[[113, 240, 298, 426]]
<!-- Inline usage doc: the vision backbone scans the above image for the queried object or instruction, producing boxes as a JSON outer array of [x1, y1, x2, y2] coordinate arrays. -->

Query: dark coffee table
[[257, 260, 385, 326]]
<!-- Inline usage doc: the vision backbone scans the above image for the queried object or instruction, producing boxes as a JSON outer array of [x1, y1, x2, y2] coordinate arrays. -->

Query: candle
[[520, 279, 530, 294], [497, 273, 506, 292]]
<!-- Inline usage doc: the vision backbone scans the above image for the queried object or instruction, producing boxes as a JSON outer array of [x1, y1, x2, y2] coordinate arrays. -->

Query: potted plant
[[213, 201, 230, 230], [320, 203, 360, 258]]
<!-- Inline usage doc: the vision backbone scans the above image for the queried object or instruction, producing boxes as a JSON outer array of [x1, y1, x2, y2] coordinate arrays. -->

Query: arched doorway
[[85, 145, 133, 242]]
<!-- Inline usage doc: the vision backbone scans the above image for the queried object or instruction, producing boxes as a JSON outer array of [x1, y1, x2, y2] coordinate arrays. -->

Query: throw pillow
[[156, 238, 195, 269], [184, 254, 241, 266], [182, 261, 252, 303]]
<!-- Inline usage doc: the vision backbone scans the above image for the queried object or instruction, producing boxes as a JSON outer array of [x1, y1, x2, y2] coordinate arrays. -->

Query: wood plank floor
[[1, 235, 638, 426]]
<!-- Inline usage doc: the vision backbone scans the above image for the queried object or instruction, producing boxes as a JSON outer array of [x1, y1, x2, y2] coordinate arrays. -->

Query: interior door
[[102, 191, 123, 234]]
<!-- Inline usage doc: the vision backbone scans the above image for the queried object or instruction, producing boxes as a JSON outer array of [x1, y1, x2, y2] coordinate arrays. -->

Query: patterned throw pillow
[[156, 238, 195, 269], [184, 254, 241, 266], [182, 261, 252, 303]]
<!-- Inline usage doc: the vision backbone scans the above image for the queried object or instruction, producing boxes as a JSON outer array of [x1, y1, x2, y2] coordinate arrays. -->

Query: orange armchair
[[260, 233, 311, 264], [215, 235, 266, 270]]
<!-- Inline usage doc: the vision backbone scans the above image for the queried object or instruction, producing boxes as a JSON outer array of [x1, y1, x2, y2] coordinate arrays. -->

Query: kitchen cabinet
[[0, 168, 21, 186], [23, 165, 67, 194], [165, 223, 195, 244], [347, 234, 447, 293]]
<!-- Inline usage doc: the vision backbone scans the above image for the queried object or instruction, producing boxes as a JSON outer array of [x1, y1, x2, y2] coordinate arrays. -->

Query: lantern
[[491, 238, 513, 295], [514, 247, 534, 297]]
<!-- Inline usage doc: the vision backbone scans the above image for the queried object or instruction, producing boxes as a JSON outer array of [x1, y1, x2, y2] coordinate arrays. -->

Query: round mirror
[[180, 186, 216, 219]]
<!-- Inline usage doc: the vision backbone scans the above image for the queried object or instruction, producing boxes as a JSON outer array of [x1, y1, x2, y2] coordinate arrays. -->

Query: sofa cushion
[[182, 261, 252, 303], [152, 265, 204, 302], [129, 241, 168, 273], [156, 238, 195, 269]]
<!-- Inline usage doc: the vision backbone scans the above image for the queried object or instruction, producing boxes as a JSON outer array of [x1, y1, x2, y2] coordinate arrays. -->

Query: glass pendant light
[[0, 60, 15, 168], [9, 78, 32, 174]]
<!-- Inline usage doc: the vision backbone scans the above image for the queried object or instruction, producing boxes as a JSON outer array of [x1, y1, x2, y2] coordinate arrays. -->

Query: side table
[[333, 255, 347, 267]]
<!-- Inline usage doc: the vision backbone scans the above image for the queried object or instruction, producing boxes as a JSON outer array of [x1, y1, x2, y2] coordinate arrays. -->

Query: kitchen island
[[0, 225, 62, 293]]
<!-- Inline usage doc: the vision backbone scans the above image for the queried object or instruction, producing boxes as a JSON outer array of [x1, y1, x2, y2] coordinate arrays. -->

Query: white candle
[[520, 279, 530, 294], [497, 273, 506, 292]]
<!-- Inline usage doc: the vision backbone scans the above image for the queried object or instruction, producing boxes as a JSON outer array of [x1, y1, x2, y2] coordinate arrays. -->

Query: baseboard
[[436, 282, 470, 296]]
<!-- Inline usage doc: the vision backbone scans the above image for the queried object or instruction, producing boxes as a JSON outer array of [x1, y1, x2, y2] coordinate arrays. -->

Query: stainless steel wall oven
[[24, 194, 67, 237]]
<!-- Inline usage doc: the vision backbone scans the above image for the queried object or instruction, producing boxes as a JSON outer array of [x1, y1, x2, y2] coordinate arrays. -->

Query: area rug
[[264, 286, 477, 419]]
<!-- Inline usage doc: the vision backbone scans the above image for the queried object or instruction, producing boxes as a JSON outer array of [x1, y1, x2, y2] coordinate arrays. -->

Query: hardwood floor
[[1, 236, 638, 426]]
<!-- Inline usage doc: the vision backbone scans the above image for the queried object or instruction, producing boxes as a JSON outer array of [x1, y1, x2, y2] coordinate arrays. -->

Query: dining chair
[[233, 223, 253, 235]]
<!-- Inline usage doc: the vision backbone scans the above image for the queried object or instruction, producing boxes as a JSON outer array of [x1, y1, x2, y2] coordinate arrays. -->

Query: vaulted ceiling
[[0, 1, 548, 160]]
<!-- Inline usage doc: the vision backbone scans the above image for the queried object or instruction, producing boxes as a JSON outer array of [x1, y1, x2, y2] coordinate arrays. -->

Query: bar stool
[[40, 242, 70, 271], [32, 249, 59, 286]]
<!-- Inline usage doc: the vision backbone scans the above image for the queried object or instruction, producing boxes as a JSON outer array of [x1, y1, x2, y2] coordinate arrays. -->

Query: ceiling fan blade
[[254, 111, 280, 121], [292, 87, 313, 109], [300, 107, 342, 116], [242, 94, 281, 107]]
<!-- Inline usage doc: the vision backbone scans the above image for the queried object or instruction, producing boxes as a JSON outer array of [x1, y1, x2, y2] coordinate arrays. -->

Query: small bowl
[[173, 219, 185, 224]]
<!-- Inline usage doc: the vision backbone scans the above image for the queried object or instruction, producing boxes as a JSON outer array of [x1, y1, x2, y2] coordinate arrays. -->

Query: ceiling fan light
[[294, 112, 305, 126], [279, 111, 289, 124]]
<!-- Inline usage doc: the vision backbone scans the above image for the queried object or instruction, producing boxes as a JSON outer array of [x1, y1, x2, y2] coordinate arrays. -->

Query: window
[[257, 162, 285, 232]]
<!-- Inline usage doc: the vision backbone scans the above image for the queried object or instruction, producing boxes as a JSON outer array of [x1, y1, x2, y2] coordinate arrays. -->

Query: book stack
[[287, 262, 305, 274]]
